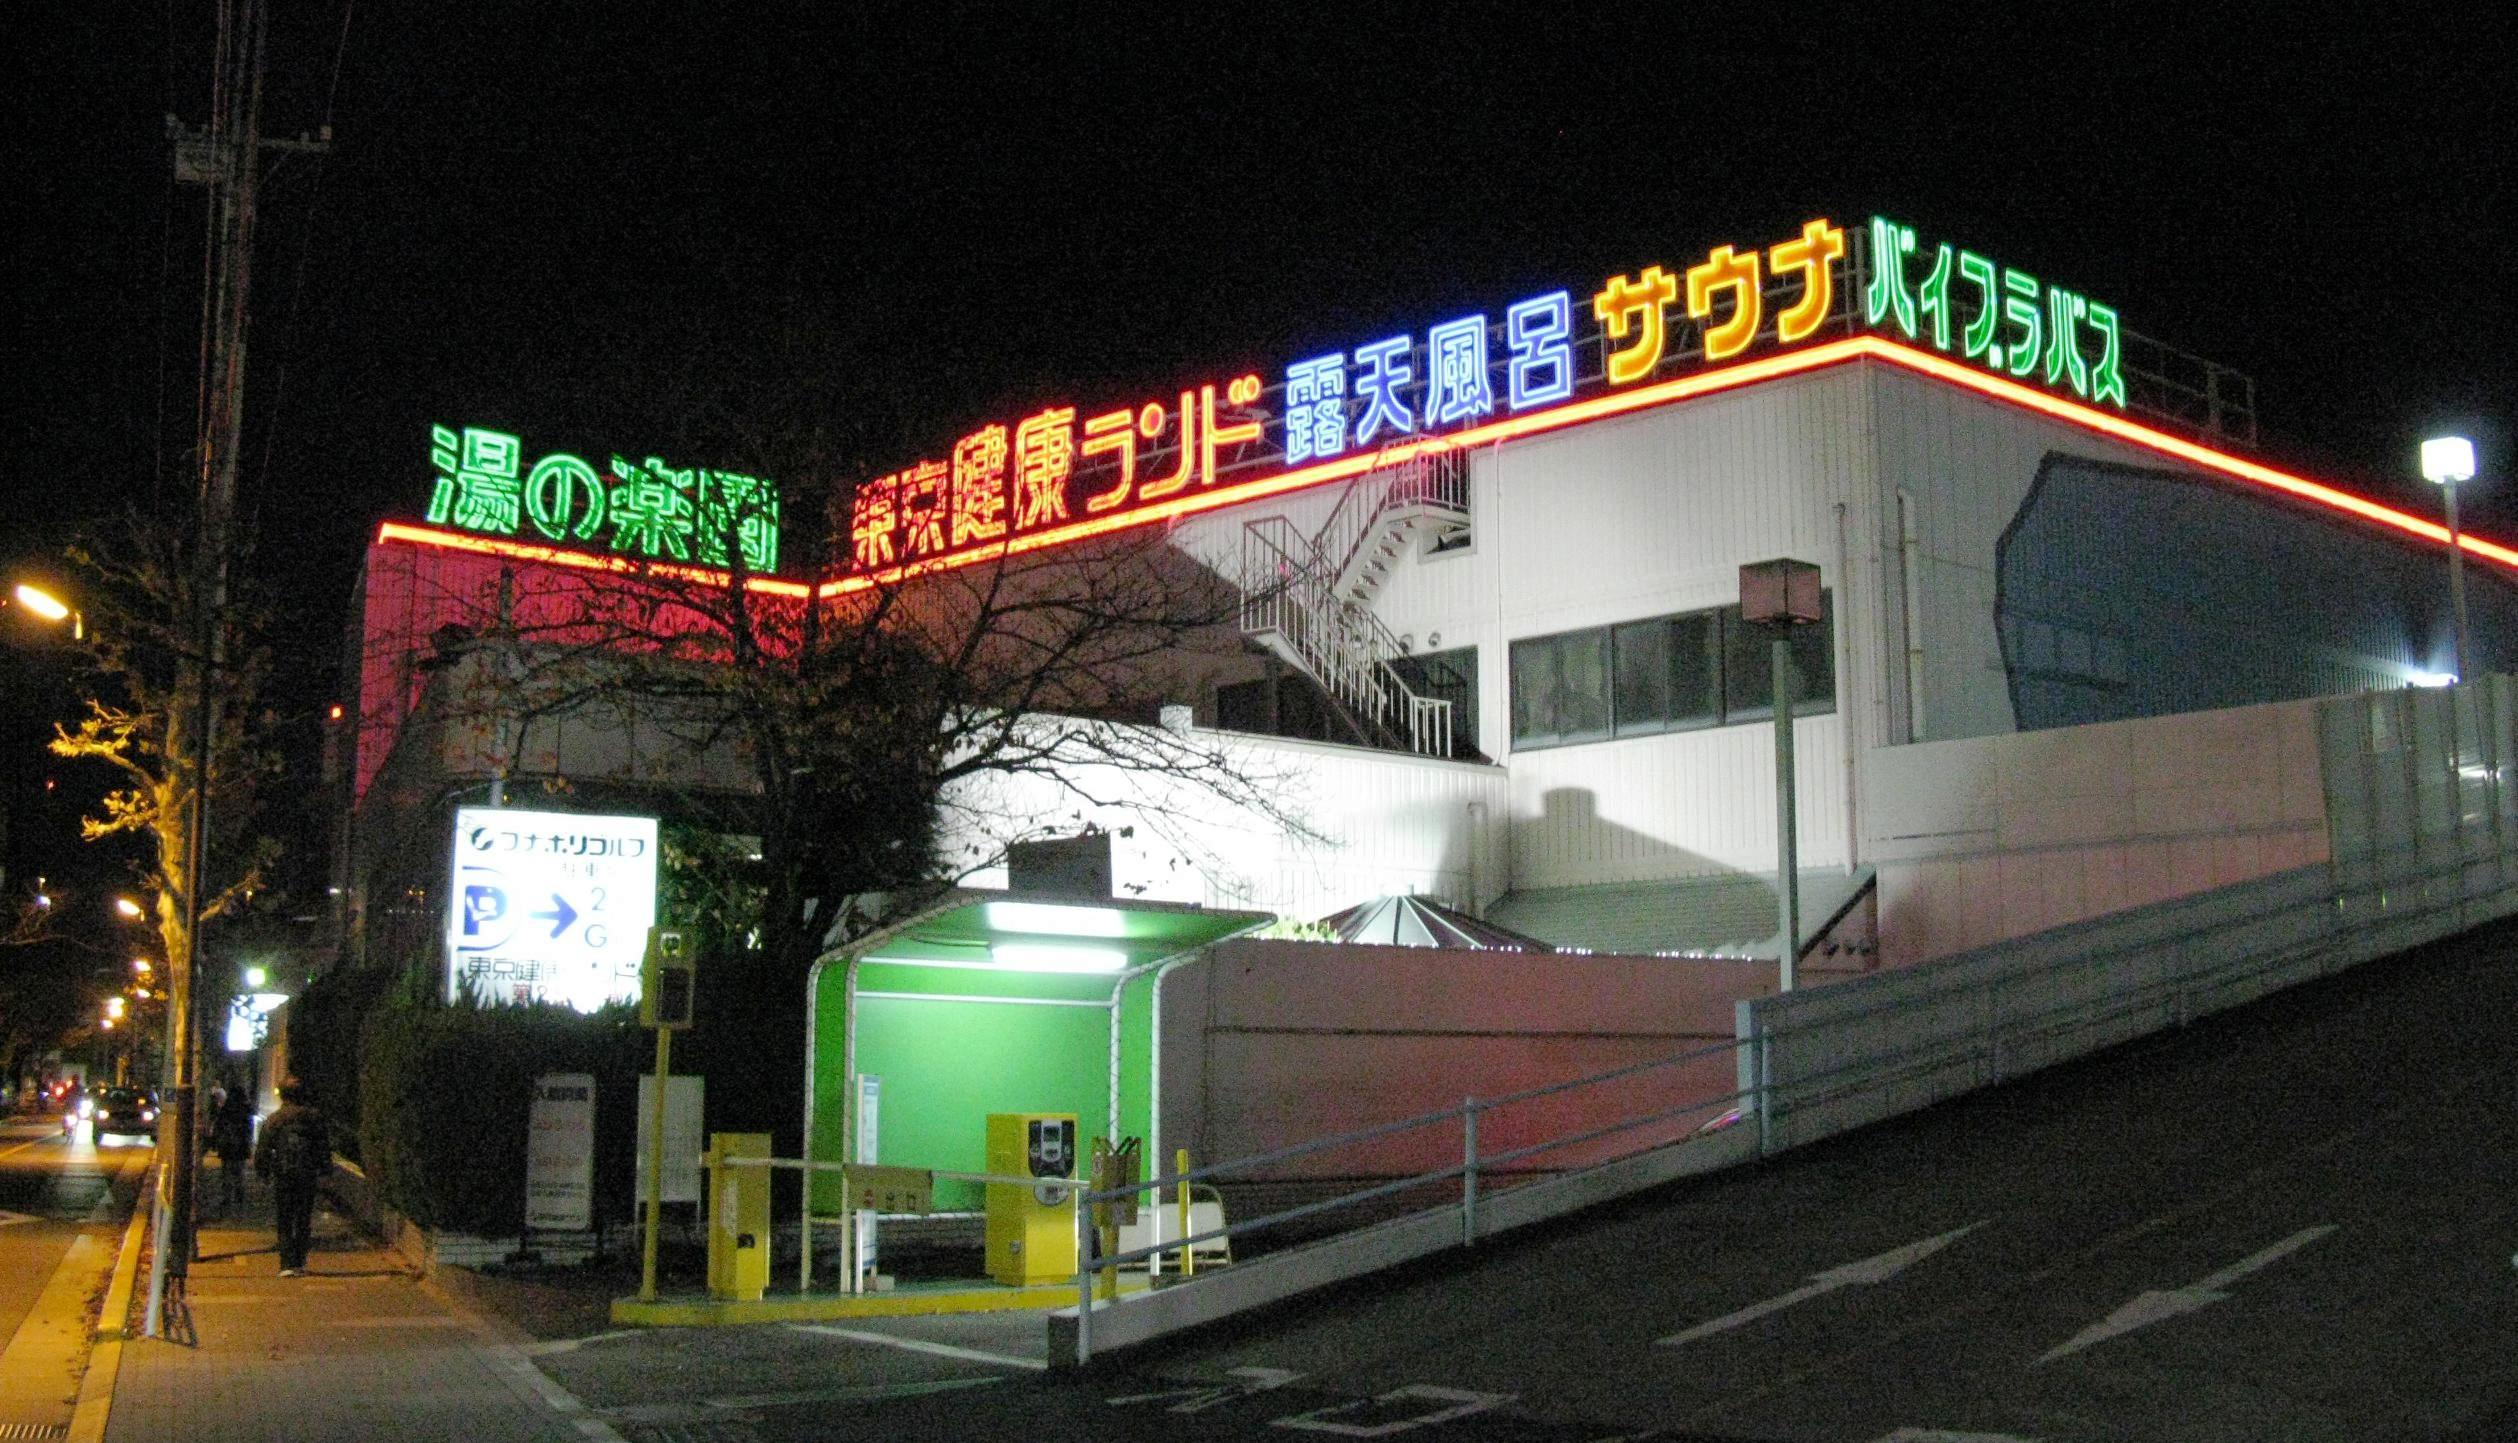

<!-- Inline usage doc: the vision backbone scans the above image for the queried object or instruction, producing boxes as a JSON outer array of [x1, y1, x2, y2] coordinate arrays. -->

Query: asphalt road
[[523, 919, 2518, 1443], [0, 1114, 149, 1432]]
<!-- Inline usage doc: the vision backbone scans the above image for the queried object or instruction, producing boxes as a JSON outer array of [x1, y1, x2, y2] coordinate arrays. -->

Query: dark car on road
[[91, 1088, 159, 1145]]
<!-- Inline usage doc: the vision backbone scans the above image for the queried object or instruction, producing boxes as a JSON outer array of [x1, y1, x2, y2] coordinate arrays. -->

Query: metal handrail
[[1065, 835, 2513, 1353]]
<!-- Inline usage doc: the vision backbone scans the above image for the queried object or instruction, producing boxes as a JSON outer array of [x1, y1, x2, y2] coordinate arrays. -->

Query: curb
[[65, 1163, 154, 1443]]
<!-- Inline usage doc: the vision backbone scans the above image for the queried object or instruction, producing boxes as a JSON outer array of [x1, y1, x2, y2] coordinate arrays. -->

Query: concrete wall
[[939, 723, 1508, 920], [1156, 937, 1772, 1182], [1864, 694, 2330, 966]]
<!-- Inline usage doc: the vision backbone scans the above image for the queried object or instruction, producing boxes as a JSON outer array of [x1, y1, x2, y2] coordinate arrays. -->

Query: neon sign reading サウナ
[[426, 425, 782, 573]]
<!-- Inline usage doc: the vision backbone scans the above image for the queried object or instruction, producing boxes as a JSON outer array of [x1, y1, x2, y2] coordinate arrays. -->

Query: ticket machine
[[983, 1112, 1077, 1286]]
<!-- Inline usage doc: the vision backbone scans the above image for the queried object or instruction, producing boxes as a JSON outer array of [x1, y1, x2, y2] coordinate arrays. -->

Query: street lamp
[[116, 896, 145, 919], [2421, 435, 2478, 684], [10, 582, 84, 641]]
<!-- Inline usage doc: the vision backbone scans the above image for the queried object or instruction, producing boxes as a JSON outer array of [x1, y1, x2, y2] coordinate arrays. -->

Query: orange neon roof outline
[[376, 334, 2518, 586], [371, 521, 815, 596]]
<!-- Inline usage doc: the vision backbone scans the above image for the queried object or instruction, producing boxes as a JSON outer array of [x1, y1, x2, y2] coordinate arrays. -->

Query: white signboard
[[447, 807, 658, 1011], [525, 1072, 596, 1231], [856, 1074, 880, 1277], [634, 1074, 705, 1205]]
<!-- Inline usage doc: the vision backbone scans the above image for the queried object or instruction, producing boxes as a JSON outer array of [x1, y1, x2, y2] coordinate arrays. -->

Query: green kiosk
[[801, 889, 1269, 1292]]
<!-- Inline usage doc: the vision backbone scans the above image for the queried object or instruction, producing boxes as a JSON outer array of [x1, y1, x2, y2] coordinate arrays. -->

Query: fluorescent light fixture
[[2420, 436, 2476, 486], [243, 966, 269, 988], [12, 583, 70, 621], [990, 943, 1129, 973], [2410, 670, 2459, 688], [985, 901, 1129, 938]]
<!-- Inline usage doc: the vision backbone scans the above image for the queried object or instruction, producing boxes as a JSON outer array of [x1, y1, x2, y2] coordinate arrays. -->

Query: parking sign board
[[446, 807, 659, 1011]]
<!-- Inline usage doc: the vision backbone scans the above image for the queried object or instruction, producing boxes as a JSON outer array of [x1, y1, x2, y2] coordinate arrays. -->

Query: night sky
[[5, 5, 2509, 891]]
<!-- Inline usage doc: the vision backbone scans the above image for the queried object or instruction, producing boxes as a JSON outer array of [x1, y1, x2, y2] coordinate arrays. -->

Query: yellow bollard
[[704, 1133, 772, 1302], [1176, 1147, 1194, 1277]]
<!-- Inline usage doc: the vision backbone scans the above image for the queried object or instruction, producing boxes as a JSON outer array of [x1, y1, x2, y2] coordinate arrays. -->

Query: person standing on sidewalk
[[252, 1078, 333, 1275], [210, 1080, 255, 1210]]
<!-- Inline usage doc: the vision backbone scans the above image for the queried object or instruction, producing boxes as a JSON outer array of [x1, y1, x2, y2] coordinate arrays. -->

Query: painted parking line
[[788, 1323, 1047, 1371]]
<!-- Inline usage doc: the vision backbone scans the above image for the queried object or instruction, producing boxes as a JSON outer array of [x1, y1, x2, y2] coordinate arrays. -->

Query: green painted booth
[[803, 892, 1269, 1219]]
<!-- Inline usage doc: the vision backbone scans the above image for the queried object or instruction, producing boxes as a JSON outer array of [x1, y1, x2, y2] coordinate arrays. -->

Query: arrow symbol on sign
[[531, 893, 578, 938], [1656, 1221, 1985, 1347], [2035, 1224, 2335, 1365]]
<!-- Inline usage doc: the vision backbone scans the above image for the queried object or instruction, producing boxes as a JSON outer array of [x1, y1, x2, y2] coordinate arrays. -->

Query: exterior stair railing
[[1238, 451, 1469, 758]]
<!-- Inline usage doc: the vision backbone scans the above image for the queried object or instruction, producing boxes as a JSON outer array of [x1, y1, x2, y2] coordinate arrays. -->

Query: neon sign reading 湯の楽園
[[1862, 216, 2124, 407], [426, 426, 782, 574], [846, 218, 1881, 576]]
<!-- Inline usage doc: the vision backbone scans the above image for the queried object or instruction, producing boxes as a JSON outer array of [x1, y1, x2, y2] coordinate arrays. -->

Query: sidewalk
[[99, 1161, 623, 1443]]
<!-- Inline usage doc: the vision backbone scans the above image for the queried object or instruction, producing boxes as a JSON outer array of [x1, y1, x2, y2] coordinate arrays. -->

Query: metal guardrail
[[1062, 834, 2514, 1361]]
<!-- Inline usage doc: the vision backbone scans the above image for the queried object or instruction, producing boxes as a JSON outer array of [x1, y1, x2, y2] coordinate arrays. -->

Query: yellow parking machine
[[983, 1112, 1077, 1286]]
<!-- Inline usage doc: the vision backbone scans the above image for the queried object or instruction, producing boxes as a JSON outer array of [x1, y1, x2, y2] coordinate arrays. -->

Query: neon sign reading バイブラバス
[[1862, 216, 2123, 407], [427, 426, 782, 573]]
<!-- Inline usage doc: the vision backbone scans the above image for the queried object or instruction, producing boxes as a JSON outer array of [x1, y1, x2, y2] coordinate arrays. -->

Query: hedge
[[355, 995, 647, 1235]]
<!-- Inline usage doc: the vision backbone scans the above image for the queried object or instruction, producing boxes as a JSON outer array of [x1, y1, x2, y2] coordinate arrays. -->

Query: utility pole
[[149, 0, 328, 1339]]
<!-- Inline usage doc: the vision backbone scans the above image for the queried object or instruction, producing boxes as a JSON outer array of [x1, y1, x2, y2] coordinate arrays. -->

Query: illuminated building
[[339, 215, 2518, 976]]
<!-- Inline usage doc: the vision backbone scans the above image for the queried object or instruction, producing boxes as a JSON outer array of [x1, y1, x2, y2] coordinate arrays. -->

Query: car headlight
[[140, 1109, 157, 1122]]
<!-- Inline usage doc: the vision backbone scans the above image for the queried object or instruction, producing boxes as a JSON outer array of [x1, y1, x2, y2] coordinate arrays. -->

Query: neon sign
[[1862, 216, 2123, 407], [427, 426, 782, 573]]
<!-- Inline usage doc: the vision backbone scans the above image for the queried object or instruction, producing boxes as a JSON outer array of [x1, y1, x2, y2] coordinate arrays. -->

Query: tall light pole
[[2421, 435, 2478, 684]]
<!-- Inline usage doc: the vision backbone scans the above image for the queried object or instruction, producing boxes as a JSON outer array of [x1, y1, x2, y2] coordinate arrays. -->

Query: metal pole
[[2445, 480, 2472, 686], [638, 1026, 670, 1303], [1073, 1195, 1093, 1364], [1773, 636, 1801, 992]]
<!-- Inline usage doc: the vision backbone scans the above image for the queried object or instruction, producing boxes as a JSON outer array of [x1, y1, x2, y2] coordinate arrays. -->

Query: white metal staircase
[[1238, 452, 1470, 757]]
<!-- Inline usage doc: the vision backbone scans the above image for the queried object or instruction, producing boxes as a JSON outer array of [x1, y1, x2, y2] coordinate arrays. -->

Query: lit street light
[[117, 896, 145, 919], [9, 581, 84, 640], [2421, 435, 2478, 684]]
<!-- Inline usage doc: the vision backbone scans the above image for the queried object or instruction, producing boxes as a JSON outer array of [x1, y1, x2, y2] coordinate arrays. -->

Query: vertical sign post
[[1741, 559, 1825, 993], [637, 928, 696, 1303]]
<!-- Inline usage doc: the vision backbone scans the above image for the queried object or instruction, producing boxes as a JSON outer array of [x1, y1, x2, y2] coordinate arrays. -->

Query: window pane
[[1669, 611, 1722, 728], [1613, 620, 1672, 734], [1556, 630, 1611, 741], [1510, 636, 1557, 746]]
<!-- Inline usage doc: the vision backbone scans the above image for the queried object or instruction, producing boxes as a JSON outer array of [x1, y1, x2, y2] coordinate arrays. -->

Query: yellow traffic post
[[637, 928, 696, 1304], [1176, 1147, 1195, 1277]]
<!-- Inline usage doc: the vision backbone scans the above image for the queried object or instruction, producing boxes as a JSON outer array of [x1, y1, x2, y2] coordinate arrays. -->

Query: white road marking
[[522, 1329, 641, 1356], [1110, 1366, 1305, 1412], [1657, 1222, 1987, 1347], [788, 1323, 1047, 1371], [2036, 1225, 2336, 1365], [708, 1377, 1004, 1408], [1870, 1430, 2042, 1441], [1272, 1385, 1516, 1436], [0, 1208, 36, 1227]]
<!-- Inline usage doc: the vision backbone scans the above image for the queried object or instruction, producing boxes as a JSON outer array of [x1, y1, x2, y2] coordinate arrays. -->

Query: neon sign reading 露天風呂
[[845, 218, 1869, 577], [425, 426, 782, 574], [1862, 216, 2124, 408]]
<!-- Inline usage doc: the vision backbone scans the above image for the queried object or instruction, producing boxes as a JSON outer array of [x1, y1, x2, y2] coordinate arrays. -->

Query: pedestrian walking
[[252, 1077, 333, 1275], [211, 1081, 254, 1210]]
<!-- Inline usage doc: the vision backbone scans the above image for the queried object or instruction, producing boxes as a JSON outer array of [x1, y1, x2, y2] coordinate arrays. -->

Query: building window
[[1510, 630, 1612, 747], [1510, 593, 1834, 751]]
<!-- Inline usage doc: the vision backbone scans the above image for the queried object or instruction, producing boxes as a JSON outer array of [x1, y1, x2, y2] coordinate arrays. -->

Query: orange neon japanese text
[[1013, 407, 1076, 530], [1081, 409, 1138, 513], [1592, 266, 1679, 385], [1769, 219, 1846, 344], [950, 424, 1010, 546], [1686, 244, 1762, 361]]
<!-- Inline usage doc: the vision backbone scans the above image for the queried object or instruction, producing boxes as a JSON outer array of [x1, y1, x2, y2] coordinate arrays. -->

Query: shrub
[[356, 994, 646, 1235]]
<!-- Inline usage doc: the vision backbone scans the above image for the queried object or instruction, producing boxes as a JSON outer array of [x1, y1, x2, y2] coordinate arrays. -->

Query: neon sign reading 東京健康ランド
[[426, 425, 782, 573], [846, 217, 1872, 577]]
